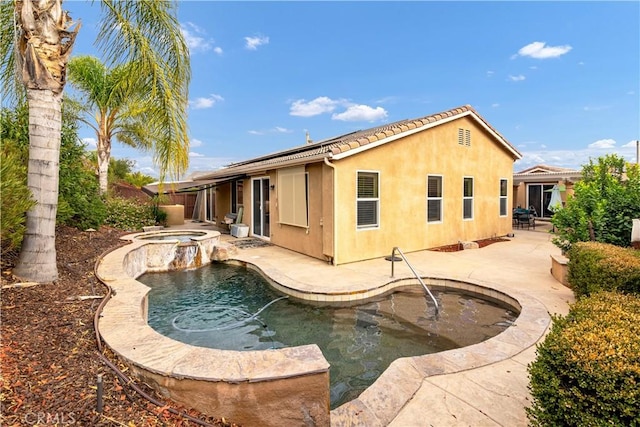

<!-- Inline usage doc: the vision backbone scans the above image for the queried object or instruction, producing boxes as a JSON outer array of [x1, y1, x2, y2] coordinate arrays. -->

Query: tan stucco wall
[[269, 163, 328, 261], [331, 117, 516, 264], [214, 181, 233, 224], [133, 366, 330, 427]]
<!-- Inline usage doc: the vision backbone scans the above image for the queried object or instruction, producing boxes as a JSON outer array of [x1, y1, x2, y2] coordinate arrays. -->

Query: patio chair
[[518, 211, 536, 230], [223, 206, 244, 229]]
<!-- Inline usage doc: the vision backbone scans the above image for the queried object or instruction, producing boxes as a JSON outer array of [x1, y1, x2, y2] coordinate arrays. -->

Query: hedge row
[[567, 241, 640, 297], [103, 197, 158, 231], [527, 291, 640, 426]]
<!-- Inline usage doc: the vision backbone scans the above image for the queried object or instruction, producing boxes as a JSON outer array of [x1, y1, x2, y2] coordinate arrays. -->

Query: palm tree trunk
[[97, 134, 110, 195], [13, 88, 62, 283]]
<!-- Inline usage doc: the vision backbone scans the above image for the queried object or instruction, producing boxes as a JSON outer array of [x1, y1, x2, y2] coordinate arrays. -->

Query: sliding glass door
[[527, 184, 554, 219], [252, 177, 270, 239]]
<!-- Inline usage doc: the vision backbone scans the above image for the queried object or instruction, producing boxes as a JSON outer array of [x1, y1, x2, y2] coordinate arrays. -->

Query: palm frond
[[97, 0, 191, 181], [0, 1, 25, 107]]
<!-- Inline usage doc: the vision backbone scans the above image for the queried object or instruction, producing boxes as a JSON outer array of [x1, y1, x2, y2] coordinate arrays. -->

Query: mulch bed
[[1, 225, 238, 427], [429, 237, 511, 252]]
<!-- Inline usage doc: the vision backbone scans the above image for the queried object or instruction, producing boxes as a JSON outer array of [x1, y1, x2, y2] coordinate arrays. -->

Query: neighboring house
[[195, 105, 522, 265], [513, 165, 582, 219]]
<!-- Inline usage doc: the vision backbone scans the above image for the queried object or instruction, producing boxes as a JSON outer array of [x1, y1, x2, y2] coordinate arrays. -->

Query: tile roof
[[199, 105, 521, 179], [515, 164, 579, 175]]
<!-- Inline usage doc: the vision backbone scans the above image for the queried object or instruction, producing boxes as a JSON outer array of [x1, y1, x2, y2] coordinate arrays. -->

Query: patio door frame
[[251, 176, 270, 240], [527, 183, 555, 219]]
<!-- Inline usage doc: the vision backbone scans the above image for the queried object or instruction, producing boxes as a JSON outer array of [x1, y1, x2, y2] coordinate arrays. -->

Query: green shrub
[[0, 142, 36, 255], [527, 291, 640, 426], [568, 242, 640, 297], [552, 155, 640, 252], [103, 197, 157, 231], [57, 125, 107, 229]]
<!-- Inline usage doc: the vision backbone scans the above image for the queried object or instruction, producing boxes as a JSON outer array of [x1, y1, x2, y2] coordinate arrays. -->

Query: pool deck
[[165, 220, 575, 426]]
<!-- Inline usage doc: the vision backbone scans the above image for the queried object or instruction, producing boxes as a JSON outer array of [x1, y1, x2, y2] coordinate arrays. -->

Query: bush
[[527, 291, 640, 426], [1, 103, 107, 234], [103, 197, 157, 231], [552, 154, 640, 252], [568, 242, 640, 297], [57, 123, 107, 230], [0, 142, 36, 255]]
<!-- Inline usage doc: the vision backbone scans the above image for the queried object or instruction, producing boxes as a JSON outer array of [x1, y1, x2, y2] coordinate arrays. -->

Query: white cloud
[[274, 126, 292, 133], [332, 105, 388, 122], [82, 137, 97, 148], [189, 152, 205, 157], [181, 22, 213, 52], [190, 138, 203, 148], [508, 74, 526, 82], [514, 141, 639, 172], [290, 96, 388, 122], [213, 46, 223, 55], [486, 70, 495, 77], [290, 96, 342, 117], [248, 127, 293, 135], [491, 103, 500, 108], [623, 140, 639, 148], [190, 94, 224, 109], [244, 35, 269, 50], [514, 41, 572, 59], [588, 138, 616, 149]]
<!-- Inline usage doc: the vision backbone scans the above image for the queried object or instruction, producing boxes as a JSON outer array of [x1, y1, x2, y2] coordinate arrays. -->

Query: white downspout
[[324, 157, 337, 265]]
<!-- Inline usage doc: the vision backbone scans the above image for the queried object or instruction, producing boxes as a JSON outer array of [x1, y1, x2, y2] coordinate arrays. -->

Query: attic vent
[[458, 128, 471, 146]]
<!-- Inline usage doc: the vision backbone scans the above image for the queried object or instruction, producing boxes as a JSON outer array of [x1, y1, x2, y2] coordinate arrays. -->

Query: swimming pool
[[140, 263, 517, 408]]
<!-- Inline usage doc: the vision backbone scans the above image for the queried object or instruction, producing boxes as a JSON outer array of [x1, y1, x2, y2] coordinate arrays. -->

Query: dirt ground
[[1, 225, 238, 427]]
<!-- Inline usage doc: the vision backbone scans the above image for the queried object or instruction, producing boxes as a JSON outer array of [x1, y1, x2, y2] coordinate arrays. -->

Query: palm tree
[[1, 1, 190, 283], [68, 55, 156, 194]]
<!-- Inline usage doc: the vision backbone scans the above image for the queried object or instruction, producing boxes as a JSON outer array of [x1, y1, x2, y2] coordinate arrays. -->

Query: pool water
[[141, 263, 517, 408]]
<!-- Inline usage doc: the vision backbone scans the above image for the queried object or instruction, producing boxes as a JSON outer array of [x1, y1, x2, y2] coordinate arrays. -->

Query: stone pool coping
[[96, 232, 551, 426]]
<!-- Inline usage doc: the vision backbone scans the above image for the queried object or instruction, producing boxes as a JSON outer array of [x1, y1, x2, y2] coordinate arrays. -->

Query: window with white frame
[[357, 171, 379, 228], [427, 175, 443, 223], [499, 179, 508, 216], [278, 166, 309, 228], [463, 177, 474, 220]]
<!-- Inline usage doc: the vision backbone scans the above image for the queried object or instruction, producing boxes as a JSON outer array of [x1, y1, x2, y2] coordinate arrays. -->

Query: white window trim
[[356, 170, 380, 230], [463, 176, 474, 221], [499, 178, 508, 217], [427, 174, 443, 224]]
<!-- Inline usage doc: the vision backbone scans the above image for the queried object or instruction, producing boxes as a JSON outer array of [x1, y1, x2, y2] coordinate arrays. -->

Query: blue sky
[[65, 1, 640, 178]]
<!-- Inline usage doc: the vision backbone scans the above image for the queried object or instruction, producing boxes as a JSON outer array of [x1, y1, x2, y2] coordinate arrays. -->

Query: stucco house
[[513, 164, 581, 220], [194, 105, 522, 265]]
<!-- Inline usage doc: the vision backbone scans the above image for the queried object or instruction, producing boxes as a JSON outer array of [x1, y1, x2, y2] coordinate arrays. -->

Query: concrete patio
[[162, 220, 574, 426]]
